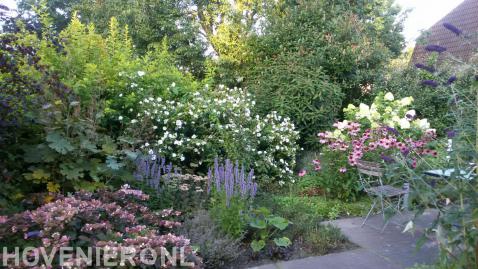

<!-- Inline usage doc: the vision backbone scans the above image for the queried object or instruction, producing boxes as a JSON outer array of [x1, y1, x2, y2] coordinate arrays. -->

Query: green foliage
[[129, 85, 300, 184], [18, 0, 208, 79], [259, 194, 370, 221], [255, 193, 369, 244], [247, 207, 292, 252], [303, 224, 349, 255], [150, 174, 208, 214], [178, 210, 244, 269], [37, 16, 197, 128], [0, 13, 198, 199], [384, 25, 478, 268], [210, 193, 248, 238], [376, 64, 468, 135], [305, 151, 361, 201], [21, 99, 135, 193], [244, 0, 404, 144], [248, 52, 344, 145]]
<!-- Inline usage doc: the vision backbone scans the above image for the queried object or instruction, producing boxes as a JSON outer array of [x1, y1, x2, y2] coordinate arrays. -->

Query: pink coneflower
[[339, 167, 347, 173], [298, 170, 307, 177]]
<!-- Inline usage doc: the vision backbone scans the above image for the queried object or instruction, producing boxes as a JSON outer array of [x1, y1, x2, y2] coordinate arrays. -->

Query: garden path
[[249, 210, 439, 269]]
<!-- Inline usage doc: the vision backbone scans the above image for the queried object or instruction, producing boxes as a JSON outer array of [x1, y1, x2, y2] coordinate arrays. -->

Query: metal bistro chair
[[357, 160, 409, 232]]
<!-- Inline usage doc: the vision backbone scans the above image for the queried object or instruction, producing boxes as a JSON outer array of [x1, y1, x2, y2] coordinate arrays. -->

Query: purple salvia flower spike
[[443, 23, 462, 36], [421, 80, 439, 88], [425, 45, 447, 53], [446, 75, 457, 85], [207, 168, 212, 194]]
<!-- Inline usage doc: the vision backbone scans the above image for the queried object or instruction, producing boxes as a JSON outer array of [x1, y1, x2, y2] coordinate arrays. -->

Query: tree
[[17, 0, 208, 78], [245, 0, 405, 145]]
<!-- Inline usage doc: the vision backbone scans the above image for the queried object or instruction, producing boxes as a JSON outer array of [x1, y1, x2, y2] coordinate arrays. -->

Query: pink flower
[[314, 165, 321, 171], [298, 170, 307, 177], [339, 167, 347, 173], [0, 215, 7, 224]]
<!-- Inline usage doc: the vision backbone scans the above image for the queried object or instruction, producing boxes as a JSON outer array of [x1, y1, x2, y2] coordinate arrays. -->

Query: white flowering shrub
[[344, 92, 431, 132], [127, 85, 300, 183]]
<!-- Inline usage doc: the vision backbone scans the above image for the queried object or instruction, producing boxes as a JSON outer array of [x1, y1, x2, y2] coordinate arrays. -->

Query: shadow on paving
[[249, 210, 439, 269]]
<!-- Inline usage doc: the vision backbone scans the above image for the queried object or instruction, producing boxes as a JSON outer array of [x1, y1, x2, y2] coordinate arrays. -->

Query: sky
[[2, 0, 465, 47], [394, 0, 464, 46]]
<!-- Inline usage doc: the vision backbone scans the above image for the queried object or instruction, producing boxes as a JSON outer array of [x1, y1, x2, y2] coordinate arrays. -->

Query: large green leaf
[[124, 150, 139, 160], [106, 156, 124, 170], [250, 240, 265, 252], [80, 136, 100, 153], [46, 132, 75, 154], [60, 163, 85, 180], [273, 237, 291, 247], [23, 144, 57, 163], [249, 219, 267, 229], [102, 139, 117, 154], [31, 168, 51, 180], [267, 216, 290, 230]]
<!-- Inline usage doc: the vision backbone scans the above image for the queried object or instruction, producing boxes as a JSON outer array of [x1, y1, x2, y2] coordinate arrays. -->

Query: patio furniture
[[424, 165, 476, 181], [357, 160, 409, 232]]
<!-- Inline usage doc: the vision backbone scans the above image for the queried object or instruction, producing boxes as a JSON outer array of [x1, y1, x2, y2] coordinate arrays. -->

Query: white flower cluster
[[344, 92, 431, 131], [130, 85, 300, 183]]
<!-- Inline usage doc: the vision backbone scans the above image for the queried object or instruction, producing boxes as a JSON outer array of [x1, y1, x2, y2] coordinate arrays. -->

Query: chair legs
[[362, 195, 405, 232], [362, 199, 377, 227]]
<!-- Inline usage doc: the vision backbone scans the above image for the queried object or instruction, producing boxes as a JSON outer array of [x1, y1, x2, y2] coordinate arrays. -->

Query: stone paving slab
[[330, 210, 439, 268], [249, 248, 402, 269], [249, 210, 439, 269]]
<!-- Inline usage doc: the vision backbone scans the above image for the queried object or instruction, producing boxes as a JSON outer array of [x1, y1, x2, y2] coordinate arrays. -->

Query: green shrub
[[246, 0, 404, 145], [128, 85, 300, 184], [179, 210, 244, 269], [247, 207, 292, 254], [21, 101, 135, 193], [377, 66, 453, 135], [248, 52, 344, 145], [306, 151, 361, 201], [210, 193, 248, 239], [304, 224, 349, 255], [0, 11, 205, 198]]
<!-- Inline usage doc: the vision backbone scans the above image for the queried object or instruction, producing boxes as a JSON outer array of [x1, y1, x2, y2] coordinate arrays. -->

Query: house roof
[[411, 0, 478, 64]]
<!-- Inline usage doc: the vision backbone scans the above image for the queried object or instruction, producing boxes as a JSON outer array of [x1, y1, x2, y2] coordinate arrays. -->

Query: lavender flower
[[210, 158, 257, 207], [207, 168, 213, 194], [446, 75, 457, 85], [446, 129, 457, 138], [443, 23, 462, 36], [380, 154, 395, 164], [134, 154, 179, 191], [385, 126, 399, 136], [415, 63, 435, 73], [421, 80, 439, 88], [425, 45, 447, 53]]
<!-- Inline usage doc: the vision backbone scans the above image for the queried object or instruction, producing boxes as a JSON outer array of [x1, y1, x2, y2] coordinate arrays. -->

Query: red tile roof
[[411, 0, 478, 64]]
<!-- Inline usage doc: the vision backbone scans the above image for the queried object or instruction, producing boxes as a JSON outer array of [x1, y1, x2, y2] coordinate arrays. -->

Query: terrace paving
[[249, 210, 439, 269]]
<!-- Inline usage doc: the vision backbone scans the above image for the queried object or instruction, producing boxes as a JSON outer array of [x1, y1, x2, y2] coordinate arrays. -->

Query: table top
[[424, 168, 475, 180]]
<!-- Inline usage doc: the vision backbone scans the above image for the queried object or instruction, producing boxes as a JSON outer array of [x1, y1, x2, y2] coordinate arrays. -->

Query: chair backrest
[[356, 160, 384, 189]]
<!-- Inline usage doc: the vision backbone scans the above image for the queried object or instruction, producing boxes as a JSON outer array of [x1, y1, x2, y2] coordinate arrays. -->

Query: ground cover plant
[[0, 185, 201, 268]]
